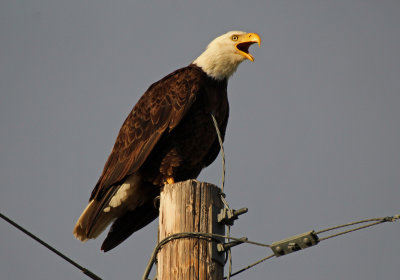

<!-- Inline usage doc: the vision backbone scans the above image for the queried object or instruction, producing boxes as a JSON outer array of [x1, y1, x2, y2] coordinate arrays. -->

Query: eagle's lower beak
[[235, 33, 261, 62]]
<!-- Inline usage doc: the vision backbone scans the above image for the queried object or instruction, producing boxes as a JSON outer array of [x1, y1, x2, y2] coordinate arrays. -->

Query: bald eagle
[[73, 31, 261, 251]]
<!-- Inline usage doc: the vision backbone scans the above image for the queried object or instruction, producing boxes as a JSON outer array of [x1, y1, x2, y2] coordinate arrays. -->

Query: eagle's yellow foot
[[165, 177, 175, 185]]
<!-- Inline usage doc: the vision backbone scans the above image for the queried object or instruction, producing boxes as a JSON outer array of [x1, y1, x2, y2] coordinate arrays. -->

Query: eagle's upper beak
[[235, 33, 261, 62]]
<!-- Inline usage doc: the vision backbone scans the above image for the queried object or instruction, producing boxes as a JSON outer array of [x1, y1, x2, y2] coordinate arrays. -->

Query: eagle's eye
[[231, 35, 239, 41]]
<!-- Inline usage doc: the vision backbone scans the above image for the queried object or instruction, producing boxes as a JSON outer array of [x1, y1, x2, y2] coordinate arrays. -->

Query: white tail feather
[[73, 174, 143, 242]]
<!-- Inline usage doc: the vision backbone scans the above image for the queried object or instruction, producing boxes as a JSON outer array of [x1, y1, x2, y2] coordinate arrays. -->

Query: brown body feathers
[[74, 65, 229, 251]]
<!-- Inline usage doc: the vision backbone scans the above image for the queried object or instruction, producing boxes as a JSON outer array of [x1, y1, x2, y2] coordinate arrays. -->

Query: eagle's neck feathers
[[193, 45, 245, 81]]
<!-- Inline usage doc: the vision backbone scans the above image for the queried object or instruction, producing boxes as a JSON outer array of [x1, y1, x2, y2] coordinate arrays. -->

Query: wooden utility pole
[[157, 180, 225, 280]]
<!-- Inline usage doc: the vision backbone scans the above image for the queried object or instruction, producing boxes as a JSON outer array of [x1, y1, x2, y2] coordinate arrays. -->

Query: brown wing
[[90, 66, 201, 201]]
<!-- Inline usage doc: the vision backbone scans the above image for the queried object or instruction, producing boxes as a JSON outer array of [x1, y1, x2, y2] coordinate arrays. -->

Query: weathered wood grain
[[157, 180, 224, 280]]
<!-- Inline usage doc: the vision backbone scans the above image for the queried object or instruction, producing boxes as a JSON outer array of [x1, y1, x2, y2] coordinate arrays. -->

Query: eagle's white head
[[193, 31, 261, 80]]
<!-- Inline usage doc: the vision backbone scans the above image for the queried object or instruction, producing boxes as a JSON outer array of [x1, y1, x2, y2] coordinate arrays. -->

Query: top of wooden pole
[[157, 180, 225, 280]]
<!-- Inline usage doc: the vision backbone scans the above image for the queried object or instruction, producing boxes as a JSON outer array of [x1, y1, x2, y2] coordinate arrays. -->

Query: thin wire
[[221, 234, 270, 246], [225, 253, 275, 279], [317, 215, 399, 241], [316, 216, 393, 234], [0, 212, 102, 280], [319, 221, 384, 241], [210, 113, 225, 193], [226, 226, 232, 280], [219, 194, 231, 211]]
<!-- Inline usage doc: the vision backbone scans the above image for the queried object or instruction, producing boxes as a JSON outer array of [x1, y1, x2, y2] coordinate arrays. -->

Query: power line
[[225, 253, 275, 279], [316, 216, 399, 241], [0, 212, 102, 280]]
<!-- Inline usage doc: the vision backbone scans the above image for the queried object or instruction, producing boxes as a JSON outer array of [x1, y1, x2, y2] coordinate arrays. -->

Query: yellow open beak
[[235, 33, 261, 62]]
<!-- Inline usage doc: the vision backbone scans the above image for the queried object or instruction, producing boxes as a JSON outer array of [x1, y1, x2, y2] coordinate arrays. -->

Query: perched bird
[[73, 31, 261, 251]]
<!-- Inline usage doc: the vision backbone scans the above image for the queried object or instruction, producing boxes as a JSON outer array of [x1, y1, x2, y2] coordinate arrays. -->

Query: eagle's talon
[[165, 177, 175, 185]]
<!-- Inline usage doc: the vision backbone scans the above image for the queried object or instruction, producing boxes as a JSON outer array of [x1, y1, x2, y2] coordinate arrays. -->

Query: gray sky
[[1, 1, 399, 279]]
